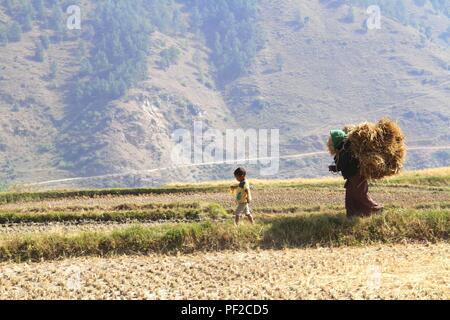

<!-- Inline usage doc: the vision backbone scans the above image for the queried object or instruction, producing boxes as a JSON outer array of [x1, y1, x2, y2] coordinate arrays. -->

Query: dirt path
[[0, 243, 448, 299]]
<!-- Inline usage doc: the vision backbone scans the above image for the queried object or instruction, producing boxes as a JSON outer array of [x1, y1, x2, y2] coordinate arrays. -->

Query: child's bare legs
[[234, 215, 240, 226], [235, 214, 253, 225], [246, 204, 254, 224], [234, 204, 243, 226], [234, 204, 254, 226]]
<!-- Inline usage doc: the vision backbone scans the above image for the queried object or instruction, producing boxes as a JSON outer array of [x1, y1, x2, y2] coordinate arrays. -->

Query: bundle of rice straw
[[327, 136, 337, 155], [346, 118, 406, 180]]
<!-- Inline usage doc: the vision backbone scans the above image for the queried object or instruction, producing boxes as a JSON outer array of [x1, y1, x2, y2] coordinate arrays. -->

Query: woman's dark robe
[[334, 141, 383, 217]]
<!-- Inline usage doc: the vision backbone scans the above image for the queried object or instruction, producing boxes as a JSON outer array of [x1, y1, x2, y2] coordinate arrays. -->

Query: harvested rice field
[[0, 168, 448, 299], [0, 244, 448, 300]]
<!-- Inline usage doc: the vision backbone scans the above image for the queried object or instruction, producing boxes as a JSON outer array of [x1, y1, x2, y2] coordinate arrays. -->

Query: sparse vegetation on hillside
[[0, 0, 449, 186], [349, 0, 450, 44], [74, 0, 186, 104], [159, 46, 181, 70], [2, 0, 189, 104], [0, 0, 77, 43], [350, 0, 409, 25], [74, 1, 149, 103], [439, 26, 450, 45], [51, 0, 189, 176], [184, 0, 265, 84], [33, 41, 44, 61], [0, 25, 8, 45], [7, 21, 22, 42]]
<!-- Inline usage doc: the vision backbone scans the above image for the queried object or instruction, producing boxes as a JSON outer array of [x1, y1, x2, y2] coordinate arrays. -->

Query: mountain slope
[[228, 0, 449, 147], [0, 0, 449, 187], [226, 0, 450, 177]]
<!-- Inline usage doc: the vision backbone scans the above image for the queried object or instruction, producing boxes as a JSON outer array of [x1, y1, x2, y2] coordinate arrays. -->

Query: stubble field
[[0, 168, 448, 299]]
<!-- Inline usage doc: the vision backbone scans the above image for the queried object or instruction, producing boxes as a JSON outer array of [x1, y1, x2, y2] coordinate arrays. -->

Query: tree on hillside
[[49, 4, 64, 31], [49, 4, 66, 42], [33, 0, 45, 19], [293, 9, 304, 30], [40, 34, 50, 49], [413, 0, 427, 6], [4, 0, 13, 15], [14, 0, 35, 33], [0, 26, 8, 46], [430, 0, 446, 12], [93, 51, 110, 72], [425, 26, 433, 39], [342, 7, 355, 23], [214, 32, 223, 57], [159, 46, 181, 70], [192, 49, 202, 66], [172, 9, 187, 34], [276, 53, 284, 72], [34, 42, 45, 62], [49, 60, 58, 79], [21, 13, 33, 32], [439, 26, 450, 45], [7, 22, 22, 42], [80, 58, 93, 76], [190, 7, 202, 33], [74, 41, 87, 59]]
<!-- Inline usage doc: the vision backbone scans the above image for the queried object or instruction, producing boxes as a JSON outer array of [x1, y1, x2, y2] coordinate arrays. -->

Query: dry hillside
[[0, 0, 449, 187]]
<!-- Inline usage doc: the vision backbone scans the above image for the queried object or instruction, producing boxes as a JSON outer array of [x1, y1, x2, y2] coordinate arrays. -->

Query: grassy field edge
[[1, 208, 448, 262]]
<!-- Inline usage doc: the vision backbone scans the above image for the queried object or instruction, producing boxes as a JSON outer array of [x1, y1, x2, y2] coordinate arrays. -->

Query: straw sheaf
[[346, 118, 406, 180], [327, 137, 337, 155]]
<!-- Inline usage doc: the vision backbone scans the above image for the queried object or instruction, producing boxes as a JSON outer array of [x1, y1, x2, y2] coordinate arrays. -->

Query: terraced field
[[0, 168, 448, 299]]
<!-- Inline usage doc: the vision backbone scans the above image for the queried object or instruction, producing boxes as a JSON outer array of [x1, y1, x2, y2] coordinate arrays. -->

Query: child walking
[[230, 167, 254, 226]]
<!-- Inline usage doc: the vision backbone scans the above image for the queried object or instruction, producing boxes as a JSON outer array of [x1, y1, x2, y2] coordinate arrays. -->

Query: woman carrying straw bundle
[[327, 118, 406, 218], [328, 129, 384, 217]]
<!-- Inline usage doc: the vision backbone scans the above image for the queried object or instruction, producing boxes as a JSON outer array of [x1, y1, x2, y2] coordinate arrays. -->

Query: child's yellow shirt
[[234, 180, 252, 204]]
